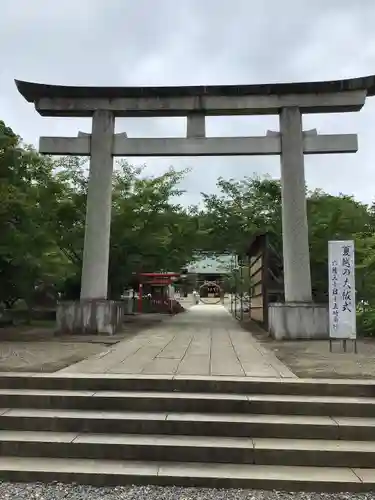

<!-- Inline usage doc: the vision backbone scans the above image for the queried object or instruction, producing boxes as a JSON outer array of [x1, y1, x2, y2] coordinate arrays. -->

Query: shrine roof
[[15, 74, 375, 101]]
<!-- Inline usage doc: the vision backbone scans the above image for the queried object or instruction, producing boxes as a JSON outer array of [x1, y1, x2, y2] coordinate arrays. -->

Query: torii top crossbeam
[[14, 74, 375, 117]]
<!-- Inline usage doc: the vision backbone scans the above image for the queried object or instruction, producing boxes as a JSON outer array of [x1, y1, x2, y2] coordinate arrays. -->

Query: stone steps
[[1, 374, 375, 491], [1, 388, 375, 417], [2, 373, 375, 397], [1, 431, 375, 468], [0, 456, 373, 492], [0, 408, 374, 440]]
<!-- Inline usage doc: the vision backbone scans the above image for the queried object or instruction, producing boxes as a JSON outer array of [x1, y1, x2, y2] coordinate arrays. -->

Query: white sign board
[[167, 285, 175, 300], [328, 240, 356, 339]]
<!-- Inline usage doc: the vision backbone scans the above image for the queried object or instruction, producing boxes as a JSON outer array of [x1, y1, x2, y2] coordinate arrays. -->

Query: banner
[[328, 240, 356, 339]]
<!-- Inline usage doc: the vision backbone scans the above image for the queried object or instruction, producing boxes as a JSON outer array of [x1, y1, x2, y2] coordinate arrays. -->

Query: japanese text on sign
[[328, 240, 356, 339]]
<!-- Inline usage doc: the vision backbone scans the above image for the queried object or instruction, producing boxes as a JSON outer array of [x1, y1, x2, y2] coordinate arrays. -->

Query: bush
[[357, 307, 375, 336]]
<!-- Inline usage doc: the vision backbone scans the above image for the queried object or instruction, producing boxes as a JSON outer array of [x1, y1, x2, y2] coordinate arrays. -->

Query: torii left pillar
[[81, 110, 114, 300], [57, 110, 124, 335]]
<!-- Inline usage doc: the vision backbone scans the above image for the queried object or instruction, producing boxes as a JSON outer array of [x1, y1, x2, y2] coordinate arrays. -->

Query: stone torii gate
[[15, 76, 374, 337]]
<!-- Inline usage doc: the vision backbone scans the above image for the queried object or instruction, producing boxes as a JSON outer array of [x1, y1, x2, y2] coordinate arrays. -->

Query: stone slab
[[186, 334, 211, 356], [177, 355, 210, 376], [0, 455, 159, 475], [3, 408, 168, 421], [39, 134, 358, 157], [253, 437, 375, 452], [353, 468, 375, 483], [57, 300, 125, 335], [0, 430, 78, 442], [157, 335, 192, 359], [31, 85, 367, 117], [210, 330, 245, 377], [0, 456, 365, 490], [157, 461, 358, 481], [73, 433, 253, 448], [142, 358, 180, 375], [269, 302, 329, 340]]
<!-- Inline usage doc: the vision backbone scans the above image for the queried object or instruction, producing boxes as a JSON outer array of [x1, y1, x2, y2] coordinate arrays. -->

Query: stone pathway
[[58, 305, 296, 378]]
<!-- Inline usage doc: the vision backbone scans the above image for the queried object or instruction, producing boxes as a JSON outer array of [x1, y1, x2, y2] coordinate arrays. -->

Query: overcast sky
[[1, 0, 375, 206]]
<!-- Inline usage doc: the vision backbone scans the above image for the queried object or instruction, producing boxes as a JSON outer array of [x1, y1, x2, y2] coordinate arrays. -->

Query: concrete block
[[186, 114, 206, 138], [40, 134, 358, 157], [56, 300, 125, 335], [268, 302, 329, 340], [34, 89, 367, 117]]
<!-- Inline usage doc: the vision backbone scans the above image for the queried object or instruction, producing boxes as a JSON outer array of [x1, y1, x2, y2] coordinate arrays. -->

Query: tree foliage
[[198, 175, 375, 333], [0, 120, 72, 308], [199, 176, 375, 301], [0, 121, 202, 304], [197, 175, 282, 255]]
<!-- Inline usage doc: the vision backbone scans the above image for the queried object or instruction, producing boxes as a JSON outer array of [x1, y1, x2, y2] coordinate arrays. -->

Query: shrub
[[357, 307, 375, 336]]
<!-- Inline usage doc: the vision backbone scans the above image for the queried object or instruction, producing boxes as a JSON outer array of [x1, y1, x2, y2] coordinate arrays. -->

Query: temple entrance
[[14, 75, 370, 337]]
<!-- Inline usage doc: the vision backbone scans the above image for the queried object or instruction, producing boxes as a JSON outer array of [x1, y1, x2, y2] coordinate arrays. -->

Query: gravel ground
[[0, 314, 171, 373], [242, 318, 375, 379], [0, 483, 374, 500], [0, 342, 106, 372]]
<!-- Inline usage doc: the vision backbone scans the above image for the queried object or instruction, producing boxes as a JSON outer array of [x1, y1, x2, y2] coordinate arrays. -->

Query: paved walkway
[[59, 305, 296, 378]]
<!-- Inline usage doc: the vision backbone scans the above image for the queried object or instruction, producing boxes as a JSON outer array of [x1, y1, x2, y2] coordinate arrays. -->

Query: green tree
[[108, 161, 201, 297], [307, 190, 371, 300], [199, 175, 282, 256], [0, 121, 70, 309], [199, 175, 372, 304], [41, 158, 201, 299]]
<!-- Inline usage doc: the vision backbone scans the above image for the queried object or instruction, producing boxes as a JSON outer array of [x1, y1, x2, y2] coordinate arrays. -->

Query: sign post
[[328, 240, 357, 353]]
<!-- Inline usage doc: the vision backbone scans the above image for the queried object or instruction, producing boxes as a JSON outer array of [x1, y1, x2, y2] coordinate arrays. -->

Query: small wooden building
[[245, 233, 284, 330]]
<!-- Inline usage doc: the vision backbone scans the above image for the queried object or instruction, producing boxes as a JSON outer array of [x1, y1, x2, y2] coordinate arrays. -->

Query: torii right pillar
[[268, 106, 325, 340]]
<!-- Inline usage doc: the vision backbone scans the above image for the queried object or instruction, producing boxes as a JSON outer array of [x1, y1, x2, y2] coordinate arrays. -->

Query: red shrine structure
[[137, 272, 181, 314]]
